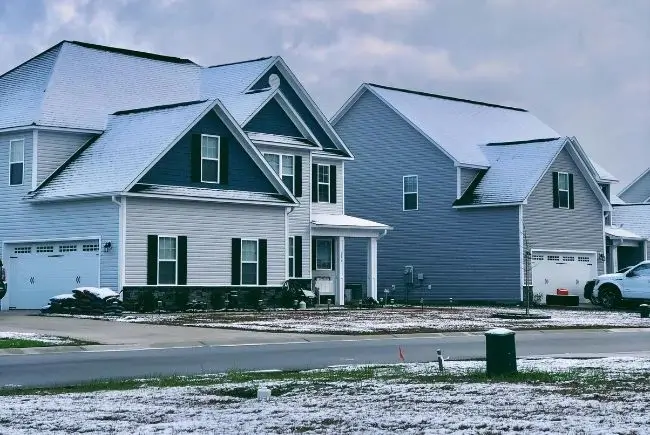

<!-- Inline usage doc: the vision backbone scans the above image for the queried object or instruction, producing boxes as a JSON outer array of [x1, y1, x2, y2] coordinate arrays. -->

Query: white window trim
[[557, 171, 570, 209], [403, 175, 419, 211], [315, 238, 333, 271], [317, 164, 330, 203], [158, 235, 178, 285], [241, 238, 259, 286], [9, 138, 25, 186], [200, 134, 220, 184], [264, 152, 295, 193], [288, 236, 295, 278]]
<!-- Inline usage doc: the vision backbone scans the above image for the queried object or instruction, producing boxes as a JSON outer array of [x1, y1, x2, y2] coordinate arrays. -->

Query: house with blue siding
[[0, 41, 390, 310], [333, 83, 616, 303]]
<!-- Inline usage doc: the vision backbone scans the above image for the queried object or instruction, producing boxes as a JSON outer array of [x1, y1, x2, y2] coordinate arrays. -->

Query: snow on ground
[[0, 332, 76, 345], [2, 357, 649, 434], [157, 306, 649, 334]]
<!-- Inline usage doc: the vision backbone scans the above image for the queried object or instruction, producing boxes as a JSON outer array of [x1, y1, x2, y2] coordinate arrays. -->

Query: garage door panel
[[5, 240, 100, 309], [532, 251, 596, 303]]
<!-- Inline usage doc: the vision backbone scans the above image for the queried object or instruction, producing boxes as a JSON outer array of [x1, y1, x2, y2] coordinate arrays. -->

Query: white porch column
[[611, 244, 619, 272], [366, 237, 378, 300], [336, 236, 345, 306]]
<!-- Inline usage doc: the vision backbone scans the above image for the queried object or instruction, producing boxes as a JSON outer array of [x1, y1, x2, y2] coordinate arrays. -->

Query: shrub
[[137, 289, 156, 313], [210, 291, 225, 310], [173, 288, 189, 311]]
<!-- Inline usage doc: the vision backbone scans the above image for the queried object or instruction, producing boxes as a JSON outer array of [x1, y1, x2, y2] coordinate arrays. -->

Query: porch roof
[[605, 225, 645, 241], [311, 214, 392, 233]]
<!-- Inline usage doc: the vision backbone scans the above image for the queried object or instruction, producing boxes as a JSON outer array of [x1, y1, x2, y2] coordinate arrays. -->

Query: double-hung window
[[201, 135, 220, 183], [158, 236, 177, 285], [9, 139, 24, 186], [317, 164, 330, 203], [403, 175, 418, 211], [315, 239, 332, 270], [557, 172, 570, 209], [264, 153, 295, 193], [288, 236, 295, 277], [241, 240, 258, 285]]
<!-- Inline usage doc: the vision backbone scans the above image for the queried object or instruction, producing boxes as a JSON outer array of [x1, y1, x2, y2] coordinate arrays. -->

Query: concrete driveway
[[0, 311, 336, 348]]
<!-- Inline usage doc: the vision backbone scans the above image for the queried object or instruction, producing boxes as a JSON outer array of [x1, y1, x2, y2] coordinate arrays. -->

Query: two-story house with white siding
[[333, 83, 617, 304], [0, 41, 390, 310]]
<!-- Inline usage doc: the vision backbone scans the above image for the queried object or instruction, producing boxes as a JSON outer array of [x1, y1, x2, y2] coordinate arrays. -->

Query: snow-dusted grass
[[2, 357, 649, 434], [0, 332, 83, 348], [67, 306, 650, 334]]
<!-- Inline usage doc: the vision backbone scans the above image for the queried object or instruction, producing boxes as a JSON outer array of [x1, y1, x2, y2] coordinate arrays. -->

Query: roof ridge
[[485, 137, 562, 146], [68, 40, 196, 65], [367, 82, 528, 112], [206, 56, 274, 69], [0, 41, 64, 81], [112, 99, 210, 116]]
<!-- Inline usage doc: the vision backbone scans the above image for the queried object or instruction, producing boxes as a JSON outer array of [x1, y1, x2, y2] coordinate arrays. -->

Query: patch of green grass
[[0, 337, 97, 349]]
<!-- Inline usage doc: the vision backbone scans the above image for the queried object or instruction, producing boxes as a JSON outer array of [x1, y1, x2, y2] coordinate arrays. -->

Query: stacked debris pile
[[41, 287, 123, 316]]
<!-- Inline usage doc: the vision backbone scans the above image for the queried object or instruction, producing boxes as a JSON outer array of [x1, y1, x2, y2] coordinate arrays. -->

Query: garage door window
[[59, 245, 77, 253], [36, 246, 54, 253], [14, 247, 31, 254], [158, 237, 177, 285]]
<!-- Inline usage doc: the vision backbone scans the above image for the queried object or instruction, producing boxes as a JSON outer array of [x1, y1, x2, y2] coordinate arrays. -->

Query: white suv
[[592, 261, 650, 308]]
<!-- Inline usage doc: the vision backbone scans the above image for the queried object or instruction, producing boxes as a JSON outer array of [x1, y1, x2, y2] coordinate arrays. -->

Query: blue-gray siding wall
[[460, 168, 481, 197], [336, 91, 521, 302], [244, 98, 304, 138], [523, 147, 605, 276], [0, 130, 119, 289], [253, 66, 338, 150], [619, 170, 650, 203], [141, 110, 276, 193]]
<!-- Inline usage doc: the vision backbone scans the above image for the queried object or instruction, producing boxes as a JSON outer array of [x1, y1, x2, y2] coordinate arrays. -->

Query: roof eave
[[123, 192, 292, 207]]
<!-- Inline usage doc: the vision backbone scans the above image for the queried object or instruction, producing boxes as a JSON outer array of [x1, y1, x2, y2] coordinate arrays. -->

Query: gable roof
[[30, 99, 297, 203], [618, 167, 650, 200], [588, 159, 619, 183], [332, 83, 559, 168], [612, 204, 650, 241]]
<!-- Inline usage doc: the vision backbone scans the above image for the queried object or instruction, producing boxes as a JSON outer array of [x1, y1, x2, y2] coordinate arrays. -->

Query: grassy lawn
[[0, 336, 96, 349]]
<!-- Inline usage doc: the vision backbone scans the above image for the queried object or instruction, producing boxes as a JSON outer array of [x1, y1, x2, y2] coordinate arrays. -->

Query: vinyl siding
[[255, 144, 311, 278], [140, 109, 276, 193], [0, 131, 118, 291], [37, 130, 95, 184], [124, 197, 286, 286], [312, 159, 344, 215], [523, 147, 605, 275], [460, 168, 480, 196], [252, 66, 338, 150], [336, 91, 521, 302], [619, 171, 650, 203], [244, 98, 303, 138]]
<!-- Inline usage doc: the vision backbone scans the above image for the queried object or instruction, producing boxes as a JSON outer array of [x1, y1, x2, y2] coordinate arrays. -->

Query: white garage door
[[531, 251, 597, 303], [5, 240, 100, 309]]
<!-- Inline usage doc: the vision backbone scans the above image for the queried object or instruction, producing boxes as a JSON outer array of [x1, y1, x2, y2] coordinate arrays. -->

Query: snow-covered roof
[[0, 41, 275, 131], [612, 204, 650, 240], [605, 225, 644, 240], [589, 159, 619, 183], [247, 131, 317, 148], [219, 89, 274, 125], [311, 214, 391, 229], [130, 184, 291, 205], [365, 84, 560, 167], [456, 138, 567, 206], [33, 100, 216, 199]]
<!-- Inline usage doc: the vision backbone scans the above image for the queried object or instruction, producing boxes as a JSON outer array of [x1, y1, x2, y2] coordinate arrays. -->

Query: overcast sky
[[1, 0, 648, 191]]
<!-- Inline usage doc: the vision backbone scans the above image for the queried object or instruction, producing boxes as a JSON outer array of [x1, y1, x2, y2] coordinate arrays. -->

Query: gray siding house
[[333, 84, 613, 303], [0, 41, 389, 310]]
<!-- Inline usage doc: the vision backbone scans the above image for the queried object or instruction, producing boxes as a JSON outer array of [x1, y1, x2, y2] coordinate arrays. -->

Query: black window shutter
[[295, 156, 302, 197], [178, 236, 187, 285], [312, 164, 318, 202], [569, 174, 575, 209], [331, 239, 336, 271], [259, 239, 268, 285], [231, 238, 241, 285], [311, 239, 316, 270], [220, 137, 229, 185], [147, 235, 158, 285], [552, 171, 559, 208], [191, 134, 202, 182], [295, 236, 302, 278], [329, 165, 337, 204]]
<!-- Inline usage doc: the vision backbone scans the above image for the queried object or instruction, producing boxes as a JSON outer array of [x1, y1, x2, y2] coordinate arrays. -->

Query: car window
[[630, 264, 650, 277]]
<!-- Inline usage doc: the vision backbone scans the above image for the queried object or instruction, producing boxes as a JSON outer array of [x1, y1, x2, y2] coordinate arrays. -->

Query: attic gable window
[[201, 135, 220, 183], [403, 175, 418, 211], [9, 139, 24, 186], [553, 171, 574, 209]]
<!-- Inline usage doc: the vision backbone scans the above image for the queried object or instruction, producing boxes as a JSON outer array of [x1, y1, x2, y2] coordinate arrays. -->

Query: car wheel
[[589, 296, 600, 306], [600, 288, 620, 309]]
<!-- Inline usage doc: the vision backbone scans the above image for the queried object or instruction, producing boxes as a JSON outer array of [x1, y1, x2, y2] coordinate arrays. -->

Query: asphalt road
[[1, 328, 649, 388]]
